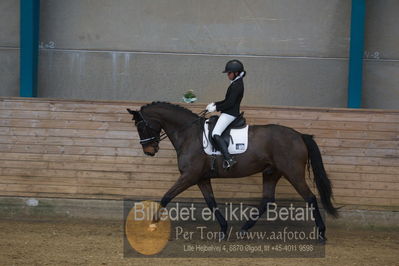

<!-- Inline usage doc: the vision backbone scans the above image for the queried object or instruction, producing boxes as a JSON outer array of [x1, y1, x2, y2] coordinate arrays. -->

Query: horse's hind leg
[[284, 166, 327, 241], [198, 179, 228, 240], [240, 170, 281, 231]]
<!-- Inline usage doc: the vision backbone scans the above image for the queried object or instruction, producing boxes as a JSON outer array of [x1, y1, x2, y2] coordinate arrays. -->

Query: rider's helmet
[[223, 59, 244, 73]]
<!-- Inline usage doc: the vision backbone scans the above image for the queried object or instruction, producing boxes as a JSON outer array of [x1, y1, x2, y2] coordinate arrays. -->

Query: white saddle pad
[[202, 119, 249, 156]]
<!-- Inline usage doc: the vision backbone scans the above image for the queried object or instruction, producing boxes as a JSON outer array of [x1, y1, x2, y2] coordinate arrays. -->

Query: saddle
[[207, 112, 247, 150]]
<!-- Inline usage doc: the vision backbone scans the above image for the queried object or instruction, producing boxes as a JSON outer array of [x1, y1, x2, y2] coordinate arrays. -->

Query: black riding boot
[[213, 135, 237, 169]]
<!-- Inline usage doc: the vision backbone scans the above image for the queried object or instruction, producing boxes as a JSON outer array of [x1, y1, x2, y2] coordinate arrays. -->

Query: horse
[[127, 101, 338, 242]]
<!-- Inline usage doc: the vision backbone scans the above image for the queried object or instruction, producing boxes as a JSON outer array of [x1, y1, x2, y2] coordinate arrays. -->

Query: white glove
[[206, 102, 217, 113]]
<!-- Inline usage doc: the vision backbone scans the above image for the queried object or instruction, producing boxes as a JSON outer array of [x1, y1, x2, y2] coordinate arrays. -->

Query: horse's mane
[[141, 101, 199, 117]]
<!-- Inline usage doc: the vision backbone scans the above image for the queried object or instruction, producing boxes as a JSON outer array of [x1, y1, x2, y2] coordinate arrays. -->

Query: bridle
[[135, 110, 207, 146], [135, 111, 164, 145]]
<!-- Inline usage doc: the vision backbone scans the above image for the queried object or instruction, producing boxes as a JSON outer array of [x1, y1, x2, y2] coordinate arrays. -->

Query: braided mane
[[140, 101, 199, 117]]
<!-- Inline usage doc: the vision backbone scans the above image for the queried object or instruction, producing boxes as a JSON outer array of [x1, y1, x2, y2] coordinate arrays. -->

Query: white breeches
[[212, 113, 237, 137]]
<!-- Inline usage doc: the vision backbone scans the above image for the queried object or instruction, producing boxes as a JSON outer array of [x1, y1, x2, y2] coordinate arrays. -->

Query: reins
[[137, 109, 208, 145]]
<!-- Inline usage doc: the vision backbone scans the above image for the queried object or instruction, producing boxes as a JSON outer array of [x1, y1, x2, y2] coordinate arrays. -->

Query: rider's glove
[[206, 102, 217, 113]]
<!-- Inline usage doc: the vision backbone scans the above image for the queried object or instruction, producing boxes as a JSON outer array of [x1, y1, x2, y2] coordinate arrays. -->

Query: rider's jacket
[[215, 78, 244, 117]]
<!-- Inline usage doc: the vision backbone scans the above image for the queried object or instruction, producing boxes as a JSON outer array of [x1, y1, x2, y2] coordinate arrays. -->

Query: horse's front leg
[[151, 174, 197, 224], [198, 179, 228, 240]]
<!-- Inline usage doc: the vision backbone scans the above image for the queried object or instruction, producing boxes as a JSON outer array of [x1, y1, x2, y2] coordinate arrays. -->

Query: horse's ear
[[127, 108, 137, 115], [127, 108, 140, 121]]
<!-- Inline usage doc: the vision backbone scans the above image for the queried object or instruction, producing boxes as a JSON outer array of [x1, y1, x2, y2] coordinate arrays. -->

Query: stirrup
[[223, 158, 237, 169]]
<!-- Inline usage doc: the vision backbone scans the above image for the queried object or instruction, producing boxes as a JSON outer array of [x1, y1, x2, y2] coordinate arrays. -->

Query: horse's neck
[[150, 107, 199, 149]]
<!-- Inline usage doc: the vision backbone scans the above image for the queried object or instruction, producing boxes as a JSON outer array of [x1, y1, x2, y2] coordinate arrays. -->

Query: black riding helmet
[[223, 59, 244, 73]]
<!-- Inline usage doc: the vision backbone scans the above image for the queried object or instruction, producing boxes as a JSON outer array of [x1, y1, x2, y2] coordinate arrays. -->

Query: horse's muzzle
[[143, 145, 159, 156]]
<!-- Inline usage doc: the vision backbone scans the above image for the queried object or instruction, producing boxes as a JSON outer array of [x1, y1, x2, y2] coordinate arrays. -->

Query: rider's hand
[[206, 103, 216, 113]]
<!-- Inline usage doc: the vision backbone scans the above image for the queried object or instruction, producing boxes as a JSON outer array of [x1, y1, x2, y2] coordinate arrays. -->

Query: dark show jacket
[[215, 78, 244, 117]]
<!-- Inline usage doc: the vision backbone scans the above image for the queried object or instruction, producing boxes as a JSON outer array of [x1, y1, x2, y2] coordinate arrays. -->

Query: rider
[[206, 59, 246, 169]]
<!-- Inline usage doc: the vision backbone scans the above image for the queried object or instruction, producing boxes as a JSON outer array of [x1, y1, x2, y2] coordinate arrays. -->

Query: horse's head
[[127, 108, 161, 157]]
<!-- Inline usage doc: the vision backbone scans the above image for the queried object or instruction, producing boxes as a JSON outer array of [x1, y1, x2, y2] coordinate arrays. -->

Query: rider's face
[[227, 72, 236, 80]]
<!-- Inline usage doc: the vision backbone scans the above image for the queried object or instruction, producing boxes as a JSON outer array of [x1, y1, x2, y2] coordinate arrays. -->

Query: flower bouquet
[[182, 90, 198, 103]]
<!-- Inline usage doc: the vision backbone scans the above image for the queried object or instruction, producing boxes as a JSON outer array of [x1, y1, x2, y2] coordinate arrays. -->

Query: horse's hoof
[[219, 231, 228, 241], [317, 234, 327, 244]]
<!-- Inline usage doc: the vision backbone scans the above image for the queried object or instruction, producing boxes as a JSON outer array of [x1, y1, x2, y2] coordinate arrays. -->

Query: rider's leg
[[212, 113, 236, 137], [213, 135, 236, 169], [212, 113, 237, 168]]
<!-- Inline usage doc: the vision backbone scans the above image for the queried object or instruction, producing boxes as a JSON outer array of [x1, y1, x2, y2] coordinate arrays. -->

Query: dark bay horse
[[127, 102, 338, 241]]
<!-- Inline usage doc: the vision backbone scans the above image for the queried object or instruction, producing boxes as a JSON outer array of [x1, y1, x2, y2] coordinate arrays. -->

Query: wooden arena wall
[[0, 97, 398, 209]]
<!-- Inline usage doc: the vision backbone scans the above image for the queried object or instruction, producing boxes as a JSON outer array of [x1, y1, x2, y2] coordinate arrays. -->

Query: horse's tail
[[301, 134, 338, 218]]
